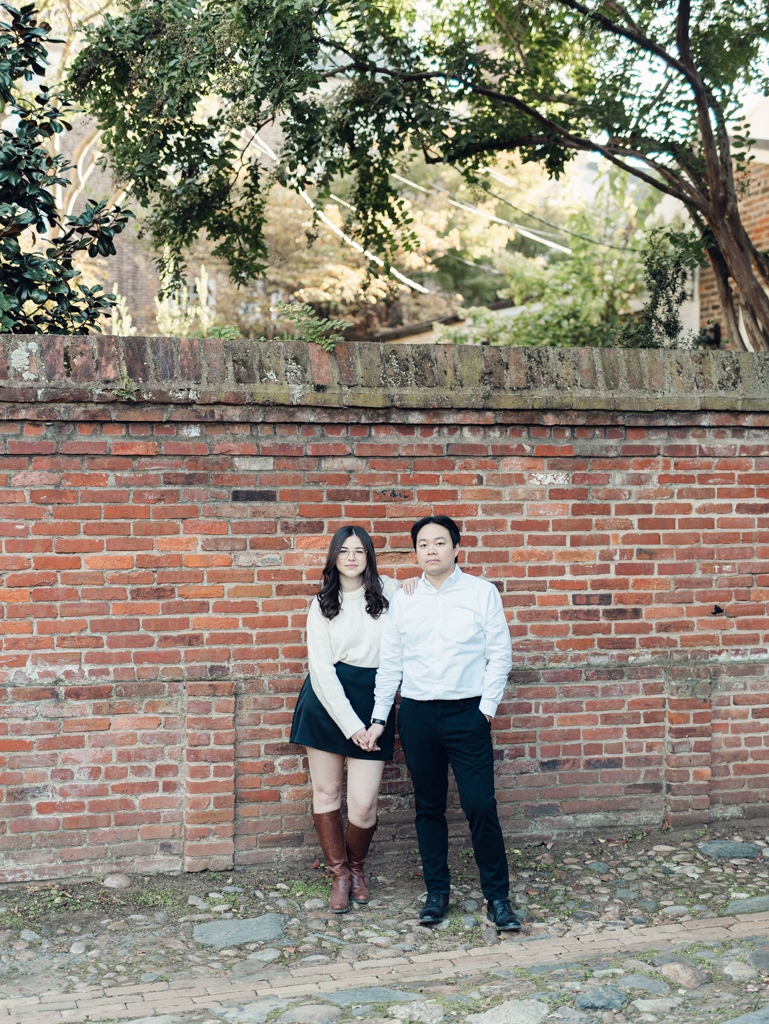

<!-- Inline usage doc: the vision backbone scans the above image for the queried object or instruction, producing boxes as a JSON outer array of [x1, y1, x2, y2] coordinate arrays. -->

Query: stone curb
[[1, 914, 767, 1024]]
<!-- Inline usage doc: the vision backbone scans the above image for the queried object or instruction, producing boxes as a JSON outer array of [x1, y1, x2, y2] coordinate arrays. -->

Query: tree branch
[[316, 34, 703, 211], [318, 63, 358, 79], [675, 0, 693, 66], [707, 246, 746, 350], [603, 0, 642, 35], [748, 237, 769, 288], [483, 0, 528, 68], [315, 37, 706, 209], [467, 82, 703, 208], [319, 38, 444, 81], [629, 72, 675, 137], [550, 0, 696, 89], [672, 0, 731, 217]]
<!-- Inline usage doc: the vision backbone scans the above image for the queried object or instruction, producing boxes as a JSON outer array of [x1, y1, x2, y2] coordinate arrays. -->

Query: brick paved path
[[3, 912, 768, 1024]]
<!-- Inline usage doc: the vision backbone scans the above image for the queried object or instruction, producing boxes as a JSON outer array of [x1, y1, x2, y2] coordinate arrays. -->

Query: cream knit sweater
[[306, 576, 399, 740]]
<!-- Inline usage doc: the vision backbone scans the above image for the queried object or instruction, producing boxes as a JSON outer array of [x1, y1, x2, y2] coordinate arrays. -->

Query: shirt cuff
[[371, 702, 392, 722], [479, 698, 498, 718]]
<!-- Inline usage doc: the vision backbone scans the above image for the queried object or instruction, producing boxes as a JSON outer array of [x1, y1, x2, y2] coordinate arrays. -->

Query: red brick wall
[[700, 160, 769, 339], [1, 401, 768, 881]]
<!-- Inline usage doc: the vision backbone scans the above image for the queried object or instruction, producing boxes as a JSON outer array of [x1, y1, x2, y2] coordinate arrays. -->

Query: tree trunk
[[707, 247, 746, 350], [749, 240, 769, 289], [708, 218, 769, 351], [737, 294, 767, 354]]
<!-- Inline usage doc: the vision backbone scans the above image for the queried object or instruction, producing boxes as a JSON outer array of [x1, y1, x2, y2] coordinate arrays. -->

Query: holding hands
[[351, 726, 381, 751], [352, 722, 385, 752]]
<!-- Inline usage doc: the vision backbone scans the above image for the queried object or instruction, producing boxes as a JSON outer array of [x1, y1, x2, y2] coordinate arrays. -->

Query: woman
[[291, 525, 416, 914]]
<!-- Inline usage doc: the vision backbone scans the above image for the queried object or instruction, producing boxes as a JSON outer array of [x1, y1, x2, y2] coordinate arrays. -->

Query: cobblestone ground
[[3, 824, 769, 1024]]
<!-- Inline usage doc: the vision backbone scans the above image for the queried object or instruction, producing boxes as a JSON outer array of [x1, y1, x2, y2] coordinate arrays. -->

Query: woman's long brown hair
[[317, 526, 388, 620]]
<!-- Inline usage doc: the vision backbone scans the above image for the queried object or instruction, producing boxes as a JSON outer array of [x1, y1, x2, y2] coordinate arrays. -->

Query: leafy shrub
[[0, 3, 131, 333]]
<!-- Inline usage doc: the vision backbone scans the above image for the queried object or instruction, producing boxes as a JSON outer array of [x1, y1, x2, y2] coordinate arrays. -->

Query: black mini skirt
[[290, 662, 396, 761]]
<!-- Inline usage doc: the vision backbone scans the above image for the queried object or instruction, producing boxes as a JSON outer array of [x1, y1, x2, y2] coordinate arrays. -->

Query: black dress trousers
[[397, 695, 509, 901]]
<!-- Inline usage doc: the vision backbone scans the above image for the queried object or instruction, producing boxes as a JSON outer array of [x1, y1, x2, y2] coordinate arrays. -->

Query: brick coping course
[[0, 338, 768, 416]]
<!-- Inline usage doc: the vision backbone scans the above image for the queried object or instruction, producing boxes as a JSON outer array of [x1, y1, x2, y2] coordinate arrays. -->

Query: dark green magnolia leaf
[[1, 2, 132, 334]]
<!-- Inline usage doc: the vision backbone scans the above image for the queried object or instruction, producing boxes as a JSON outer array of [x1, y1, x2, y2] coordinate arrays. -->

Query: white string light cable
[[390, 172, 573, 255], [478, 166, 640, 252], [334, 185, 543, 268], [252, 135, 430, 293], [328, 192, 506, 277]]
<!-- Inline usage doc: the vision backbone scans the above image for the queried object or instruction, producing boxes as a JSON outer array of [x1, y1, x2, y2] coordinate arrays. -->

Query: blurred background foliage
[[2, 0, 705, 344]]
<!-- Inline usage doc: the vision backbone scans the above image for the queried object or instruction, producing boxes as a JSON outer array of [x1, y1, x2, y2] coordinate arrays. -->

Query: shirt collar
[[421, 565, 463, 592]]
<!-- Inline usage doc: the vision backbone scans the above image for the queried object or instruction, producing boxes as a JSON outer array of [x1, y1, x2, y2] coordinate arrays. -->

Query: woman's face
[[336, 537, 367, 581]]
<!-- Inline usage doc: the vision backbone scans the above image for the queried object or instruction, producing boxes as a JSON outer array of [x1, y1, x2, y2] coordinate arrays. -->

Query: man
[[365, 515, 520, 931]]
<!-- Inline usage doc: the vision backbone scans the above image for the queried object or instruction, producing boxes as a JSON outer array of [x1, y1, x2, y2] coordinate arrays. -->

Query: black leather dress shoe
[[486, 897, 524, 931], [419, 891, 450, 924]]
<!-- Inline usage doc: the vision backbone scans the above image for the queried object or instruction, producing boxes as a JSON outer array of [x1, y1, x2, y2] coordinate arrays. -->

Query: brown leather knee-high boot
[[346, 819, 377, 904], [313, 810, 350, 914]]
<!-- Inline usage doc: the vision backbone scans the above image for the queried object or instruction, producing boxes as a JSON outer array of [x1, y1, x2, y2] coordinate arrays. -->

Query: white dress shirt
[[372, 566, 512, 720]]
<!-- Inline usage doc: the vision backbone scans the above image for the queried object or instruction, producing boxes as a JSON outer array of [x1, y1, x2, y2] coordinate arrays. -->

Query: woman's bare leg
[[346, 757, 385, 827], [305, 749, 383, 823], [306, 747, 345, 812], [306, 747, 349, 912]]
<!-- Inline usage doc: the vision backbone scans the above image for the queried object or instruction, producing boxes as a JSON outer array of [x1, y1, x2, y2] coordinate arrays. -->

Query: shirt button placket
[[433, 589, 440, 697]]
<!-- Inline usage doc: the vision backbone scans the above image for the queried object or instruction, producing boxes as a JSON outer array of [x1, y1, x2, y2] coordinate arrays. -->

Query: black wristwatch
[[371, 718, 387, 726]]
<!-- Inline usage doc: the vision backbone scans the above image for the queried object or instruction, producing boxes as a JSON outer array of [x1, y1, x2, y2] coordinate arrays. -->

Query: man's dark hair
[[411, 515, 461, 551]]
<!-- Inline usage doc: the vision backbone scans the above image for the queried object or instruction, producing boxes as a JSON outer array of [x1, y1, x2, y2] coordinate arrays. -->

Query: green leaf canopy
[[69, 0, 769, 347]]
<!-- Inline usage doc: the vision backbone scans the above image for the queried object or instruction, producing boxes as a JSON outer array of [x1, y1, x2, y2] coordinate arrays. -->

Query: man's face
[[415, 524, 459, 576]]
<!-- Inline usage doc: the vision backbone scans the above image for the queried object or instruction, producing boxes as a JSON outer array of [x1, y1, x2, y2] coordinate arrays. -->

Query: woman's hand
[[401, 576, 419, 596], [352, 728, 380, 751], [365, 723, 385, 751], [351, 727, 381, 751], [351, 728, 369, 749]]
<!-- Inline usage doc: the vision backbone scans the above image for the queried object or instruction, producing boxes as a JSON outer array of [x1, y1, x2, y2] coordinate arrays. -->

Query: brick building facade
[[0, 338, 767, 883]]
